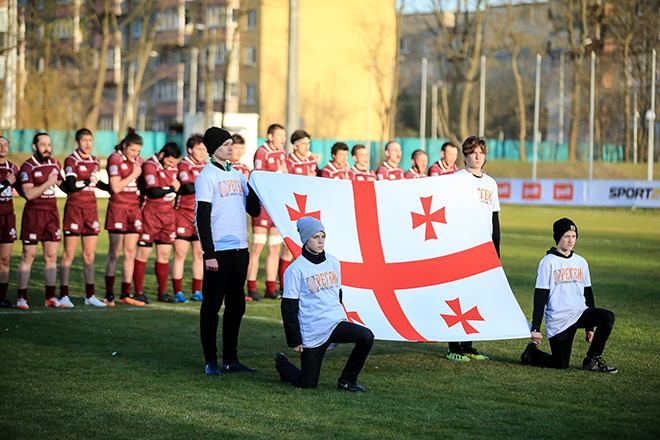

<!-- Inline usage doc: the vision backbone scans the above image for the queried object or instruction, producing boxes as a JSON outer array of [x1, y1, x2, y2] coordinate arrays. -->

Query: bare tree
[[83, 0, 112, 131], [430, 0, 488, 142]]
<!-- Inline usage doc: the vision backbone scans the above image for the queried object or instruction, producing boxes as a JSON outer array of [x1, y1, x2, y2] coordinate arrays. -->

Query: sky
[[399, 0, 548, 13]]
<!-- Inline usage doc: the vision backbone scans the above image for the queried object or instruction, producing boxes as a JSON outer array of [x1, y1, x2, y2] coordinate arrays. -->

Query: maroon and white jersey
[[176, 156, 206, 211], [0, 160, 19, 215], [64, 149, 101, 208], [404, 167, 427, 179], [231, 161, 251, 179], [141, 155, 178, 211], [19, 156, 63, 209], [107, 151, 141, 207], [348, 165, 377, 182], [253, 143, 286, 173], [320, 161, 349, 179], [376, 161, 404, 181], [286, 152, 317, 176], [428, 160, 459, 176]]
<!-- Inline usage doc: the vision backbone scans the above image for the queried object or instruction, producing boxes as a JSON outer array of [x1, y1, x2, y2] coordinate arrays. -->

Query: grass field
[[1, 200, 659, 439]]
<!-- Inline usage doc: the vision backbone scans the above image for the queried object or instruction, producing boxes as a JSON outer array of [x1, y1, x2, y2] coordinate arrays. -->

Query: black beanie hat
[[553, 217, 578, 244], [203, 127, 232, 155]]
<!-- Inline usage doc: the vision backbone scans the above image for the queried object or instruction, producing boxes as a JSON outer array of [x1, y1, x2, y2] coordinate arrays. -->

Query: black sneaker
[[274, 352, 288, 365], [338, 380, 366, 393], [583, 356, 618, 373], [204, 362, 221, 376], [222, 360, 257, 373], [264, 291, 282, 300], [0, 298, 15, 308], [157, 294, 176, 304], [247, 290, 261, 301], [521, 341, 537, 365], [134, 292, 151, 304]]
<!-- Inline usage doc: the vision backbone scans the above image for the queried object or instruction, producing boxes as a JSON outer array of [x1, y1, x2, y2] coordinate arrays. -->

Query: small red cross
[[440, 298, 485, 335], [411, 196, 446, 241], [286, 193, 321, 221]]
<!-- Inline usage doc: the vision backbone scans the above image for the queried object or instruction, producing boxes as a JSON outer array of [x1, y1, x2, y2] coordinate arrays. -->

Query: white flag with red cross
[[250, 171, 530, 342]]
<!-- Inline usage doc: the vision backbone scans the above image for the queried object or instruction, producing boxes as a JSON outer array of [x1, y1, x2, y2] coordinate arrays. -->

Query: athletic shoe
[[582, 356, 618, 373], [58, 295, 75, 308], [204, 362, 221, 376], [274, 352, 288, 365], [45, 297, 61, 308], [0, 298, 14, 308], [446, 351, 470, 362], [157, 294, 176, 304], [264, 291, 281, 300], [190, 291, 203, 302], [465, 348, 489, 360], [119, 295, 145, 307], [174, 292, 189, 303], [85, 295, 108, 308], [337, 380, 366, 393], [16, 298, 29, 310], [520, 341, 537, 365], [104, 295, 116, 307], [134, 292, 151, 304], [247, 290, 261, 301], [244, 295, 253, 302], [222, 360, 256, 373]]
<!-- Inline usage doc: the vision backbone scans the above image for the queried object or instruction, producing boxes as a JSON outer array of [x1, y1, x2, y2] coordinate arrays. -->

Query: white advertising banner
[[497, 179, 660, 208]]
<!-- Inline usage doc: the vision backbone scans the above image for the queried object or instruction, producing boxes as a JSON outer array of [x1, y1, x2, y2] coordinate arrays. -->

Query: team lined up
[[0, 126, 462, 311]]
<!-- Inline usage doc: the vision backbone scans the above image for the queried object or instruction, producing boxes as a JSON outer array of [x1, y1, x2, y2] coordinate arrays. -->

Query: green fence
[[5, 128, 625, 167]]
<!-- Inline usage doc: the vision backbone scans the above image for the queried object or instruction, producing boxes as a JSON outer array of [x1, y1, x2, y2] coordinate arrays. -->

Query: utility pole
[[286, 0, 299, 142], [420, 57, 427, 149], [532, 54, 541, 180], [588, 51, 595, 181], [478, 55, 486, 137], [558, 51, 565, 146], [647, 48, 656, 181]]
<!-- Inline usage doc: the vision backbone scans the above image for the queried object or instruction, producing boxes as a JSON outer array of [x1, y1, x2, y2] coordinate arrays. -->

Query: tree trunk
[[84, 0, 111, 131], [458, 6, 485, 140], [511, 44, 526, 160], [622, 35, 633, 162]]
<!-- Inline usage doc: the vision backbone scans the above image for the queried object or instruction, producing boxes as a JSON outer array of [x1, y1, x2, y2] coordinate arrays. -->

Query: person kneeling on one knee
[[521, 218, 617, 373], [275, 217, 374, 392]]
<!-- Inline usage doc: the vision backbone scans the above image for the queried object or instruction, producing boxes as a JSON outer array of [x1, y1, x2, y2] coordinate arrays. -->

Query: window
[[244, 83, 256, 105], [399, 37, 409, 54], [198, 80, 225, 101], [244, 47, 256, 66], [247, 9, 257, 30], [154, 81, 178, 102], [99, 117, 114, 131], [132, 19, 142, 38], [157, 9, 179, 32], [53, 18, 74, 39], [207, 6, 225, 29], [228, 82, 239, 99], [105, 47, 115, 68]]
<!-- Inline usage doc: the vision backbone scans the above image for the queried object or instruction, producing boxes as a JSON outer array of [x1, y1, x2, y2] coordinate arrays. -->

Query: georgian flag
[[250, 171, 530, 342]]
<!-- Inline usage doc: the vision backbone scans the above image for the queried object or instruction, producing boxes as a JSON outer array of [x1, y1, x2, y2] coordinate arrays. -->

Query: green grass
[[1, 200, 659, 439]]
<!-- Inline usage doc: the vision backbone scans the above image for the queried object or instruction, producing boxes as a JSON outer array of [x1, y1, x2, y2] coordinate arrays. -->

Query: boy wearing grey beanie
[[275, 217, 374, 391]]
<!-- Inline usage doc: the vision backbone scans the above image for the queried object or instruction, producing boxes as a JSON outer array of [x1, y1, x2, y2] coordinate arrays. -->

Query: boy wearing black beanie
[[520, 218, 617, 373], [195, 127, 262, 375]]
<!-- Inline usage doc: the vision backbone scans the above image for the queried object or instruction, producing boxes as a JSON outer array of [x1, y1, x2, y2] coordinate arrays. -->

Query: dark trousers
[[529, 307, 615, 369], [276, 321, 374, 388], [448, 341, 474, 353], [200, 249, 249, 364]]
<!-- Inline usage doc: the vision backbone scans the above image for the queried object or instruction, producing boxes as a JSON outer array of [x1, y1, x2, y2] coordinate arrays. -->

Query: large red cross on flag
[[250, 171, 530, 342]]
